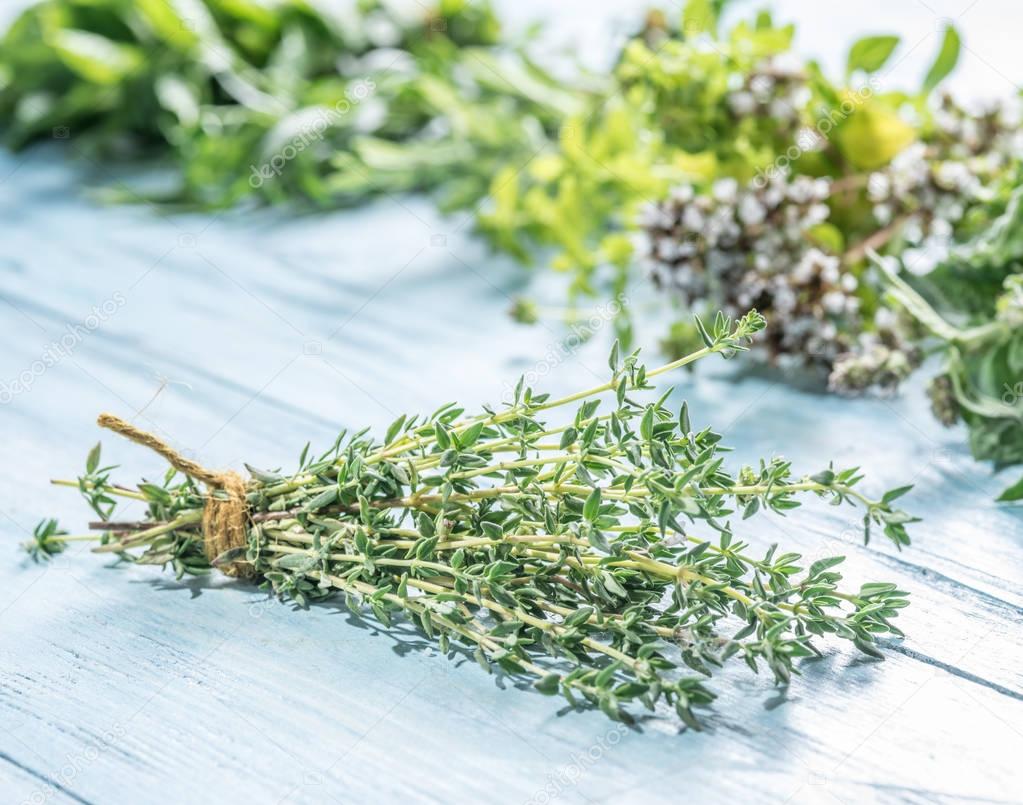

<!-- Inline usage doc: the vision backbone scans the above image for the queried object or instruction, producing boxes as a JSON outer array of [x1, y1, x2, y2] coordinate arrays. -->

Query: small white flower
[[867, 172, 891, 202], [935, 197, 964, 222], [772, 52, 803, 75], [656, 239, 680, 261], [364, 13, 402, 47], [902, 244, 942, 276], [792, 86, 813, 109], [738, 194, 767, 226], [750, 74, 775, 102], [763, 186, 784, 208], [819, 255, 841, 284], [787, 176, 815, 204], [961, 119, 981, 150], [1000, 96, 1023, 128], [774, 285, 797, 313], [822, 291, 847, 314], [682, 205, 705, 232], [729, 91, 757, 116], [797, 127, 823, 152], [792, 250, 817, 283], [930, 217, 953, 240], [804, 203, 830, 227], [770, 98, 794, 120], [903, 217, 924, 245], [636, 202, 661, 228], [934, 161, 971, 191], [875, 306, 897, 330], [712, 177, 739, 204], [934, 109, 961, 136], [670, 184, 695, 204]]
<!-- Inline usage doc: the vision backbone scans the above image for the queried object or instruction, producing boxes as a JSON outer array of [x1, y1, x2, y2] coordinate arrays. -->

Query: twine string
[[96, 413, 251, 577]]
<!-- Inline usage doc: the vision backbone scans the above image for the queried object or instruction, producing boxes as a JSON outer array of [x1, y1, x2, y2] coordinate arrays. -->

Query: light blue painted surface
[[1, 2, 1023, 803]]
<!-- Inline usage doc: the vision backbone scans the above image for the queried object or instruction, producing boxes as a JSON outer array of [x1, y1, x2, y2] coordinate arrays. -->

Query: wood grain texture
[[2, 2, 1023, 799]]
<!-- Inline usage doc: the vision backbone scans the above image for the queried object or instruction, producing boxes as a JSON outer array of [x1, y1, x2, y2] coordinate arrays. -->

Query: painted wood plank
[[2, 1, 1023, 802]]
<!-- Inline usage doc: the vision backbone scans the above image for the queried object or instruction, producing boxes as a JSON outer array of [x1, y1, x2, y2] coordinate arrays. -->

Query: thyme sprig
[[39, 311, 914, 726]]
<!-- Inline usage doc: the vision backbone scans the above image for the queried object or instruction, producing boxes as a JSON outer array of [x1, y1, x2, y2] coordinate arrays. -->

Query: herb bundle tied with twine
[[32, 312, 915, 727]]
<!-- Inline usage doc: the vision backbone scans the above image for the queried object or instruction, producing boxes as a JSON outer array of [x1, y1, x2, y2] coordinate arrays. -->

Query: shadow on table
[[129, 573, 870, 736]]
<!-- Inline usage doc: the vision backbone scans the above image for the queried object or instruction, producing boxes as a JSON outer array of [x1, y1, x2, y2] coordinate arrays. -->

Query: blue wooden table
[[1, 2, 1022, 803]]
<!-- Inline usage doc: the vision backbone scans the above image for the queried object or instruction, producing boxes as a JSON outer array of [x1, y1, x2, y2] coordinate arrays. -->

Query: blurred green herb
[[0, 0, 583, 209], [41, 310, 915, 726], [876, 187, 1023, 501], [483, 5, 1008, 340]]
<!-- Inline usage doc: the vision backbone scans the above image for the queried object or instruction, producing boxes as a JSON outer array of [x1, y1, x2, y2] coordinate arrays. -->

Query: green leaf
[[922, 24, 961, 95], [853, 636, 885, 660], [806, 222, 845, 255], [694, 315, 714, 348], [588, 529, 610, 552], [997, 475, 1023, 502], [834, 101, 916, 170], [86, 442, 101, 474], [810, 469, 835, 486], [460, 422, 484, 447], [534, 674, 560, 695], [881, 485, 914, 504], [679, 402, 691, 435], [846, 35, 899, 77], [52, 30, 144, 85], [640, 407, 655, 441], [275, 553, 318, 573], [583, 486, 602, 522], [595, 661, 620, 688], [138, 483, 172, 505], [385, 414, 406, 445], [808, 556, 845, 578], [683, 0, 716, 37], [301, 487, 338, 512], [565, 606, 595, 627]]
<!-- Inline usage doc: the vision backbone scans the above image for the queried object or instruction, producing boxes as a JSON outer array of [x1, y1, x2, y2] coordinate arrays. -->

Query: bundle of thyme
[[34, 312, 915, 726]]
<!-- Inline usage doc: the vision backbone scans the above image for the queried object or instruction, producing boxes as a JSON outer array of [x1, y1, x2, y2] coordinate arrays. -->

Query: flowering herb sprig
[[484, 4, 1020, 406], [37, 311, 914, 726], [640, 173, 922, 389]]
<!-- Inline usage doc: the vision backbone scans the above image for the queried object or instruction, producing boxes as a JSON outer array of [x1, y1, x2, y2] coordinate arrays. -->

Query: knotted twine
[[97, 413, 252, 577]]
